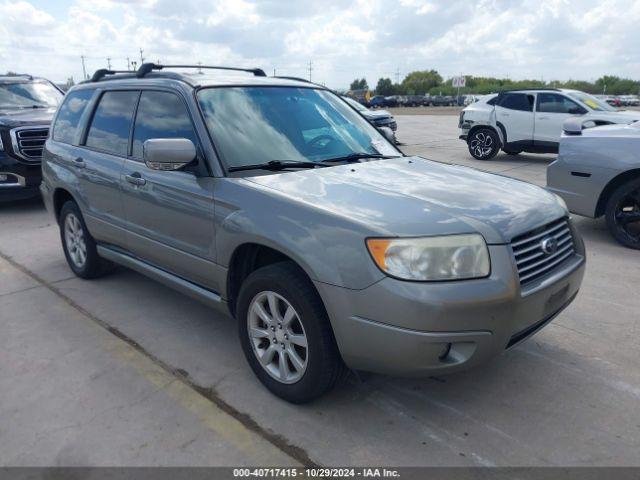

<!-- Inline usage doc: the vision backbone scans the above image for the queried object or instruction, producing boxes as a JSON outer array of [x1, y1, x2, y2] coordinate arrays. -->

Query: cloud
[[0, 0, 637, 88]]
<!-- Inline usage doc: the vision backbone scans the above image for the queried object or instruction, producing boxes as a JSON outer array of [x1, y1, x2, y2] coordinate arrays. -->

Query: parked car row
[[9, 63, 585, 403], [598, 95, 640, 107], [366, 94, 474, 108]]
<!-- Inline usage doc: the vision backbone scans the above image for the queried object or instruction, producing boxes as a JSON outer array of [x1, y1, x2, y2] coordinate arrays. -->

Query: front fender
[[213, 178, 385, 290]]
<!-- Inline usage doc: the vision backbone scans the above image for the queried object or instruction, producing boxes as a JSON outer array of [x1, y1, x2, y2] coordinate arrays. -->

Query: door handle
[[501, 113, 510, 117], [538, 116, 550, 120], [72, 157, 86, 169], [125, 172, 146, 186]]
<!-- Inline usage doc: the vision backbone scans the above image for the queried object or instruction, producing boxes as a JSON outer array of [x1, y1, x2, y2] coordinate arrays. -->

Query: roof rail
[[0, 73, 34, 80], [136, 63, 266, 78], [89, 69, 133, 82], [497, 87, 561, 94]]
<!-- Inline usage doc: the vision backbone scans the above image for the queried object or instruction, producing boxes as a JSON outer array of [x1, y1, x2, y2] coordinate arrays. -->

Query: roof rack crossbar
[[90, 69, 133, 82], [136, 63, 266, 78]]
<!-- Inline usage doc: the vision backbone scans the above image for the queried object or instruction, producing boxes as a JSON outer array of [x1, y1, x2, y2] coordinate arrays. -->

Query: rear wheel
[[605, 178, 640, 249], [59, 201, 112, 278], [237, 262, 345, 403], [467, 128, 500, 160]]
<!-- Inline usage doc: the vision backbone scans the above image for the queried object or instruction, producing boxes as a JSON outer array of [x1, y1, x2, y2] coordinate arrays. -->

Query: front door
[[534, 92, 586, 146], [119, 90, 218, 291], [494, 92, 535, 146]]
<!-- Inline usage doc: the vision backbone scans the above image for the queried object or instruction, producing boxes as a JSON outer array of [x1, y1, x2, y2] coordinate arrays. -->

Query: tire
[[503, 149, 521, 156], [467, 128, 500, 160], [237, 262, 345, 403], [604, 178, 640, 249], [59, 201, 112, 278]]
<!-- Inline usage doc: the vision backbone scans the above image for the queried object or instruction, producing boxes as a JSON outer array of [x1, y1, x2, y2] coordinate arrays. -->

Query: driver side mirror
[[378, 126, 396, 144], [143, 138, 196, 171]]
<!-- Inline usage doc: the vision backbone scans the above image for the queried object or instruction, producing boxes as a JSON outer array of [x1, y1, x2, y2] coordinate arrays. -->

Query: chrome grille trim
[[511, 218, 576, 286], [10, 125, 49, 162]]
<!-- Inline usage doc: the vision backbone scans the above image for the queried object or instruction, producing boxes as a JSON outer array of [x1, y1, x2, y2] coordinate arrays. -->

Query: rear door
[[74, 89, 139, 247], [534, 92, 586, 147], [494, 92, 535, 146], [120, 89, 218, 291]]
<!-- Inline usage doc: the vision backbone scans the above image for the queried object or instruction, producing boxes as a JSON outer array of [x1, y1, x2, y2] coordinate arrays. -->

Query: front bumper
[[315, 243, 585, 376], [0, 152, 42, 202]]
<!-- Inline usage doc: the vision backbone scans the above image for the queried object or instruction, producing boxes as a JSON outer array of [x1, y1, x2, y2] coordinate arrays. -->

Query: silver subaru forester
[[41, 64, 585, 403]]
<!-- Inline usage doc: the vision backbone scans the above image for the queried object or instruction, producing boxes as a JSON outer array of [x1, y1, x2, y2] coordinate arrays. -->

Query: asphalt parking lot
[[1, 114, 639, 467]]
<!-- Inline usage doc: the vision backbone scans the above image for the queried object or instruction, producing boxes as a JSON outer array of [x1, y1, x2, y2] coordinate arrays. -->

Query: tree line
[[350, 72, 640, 96]]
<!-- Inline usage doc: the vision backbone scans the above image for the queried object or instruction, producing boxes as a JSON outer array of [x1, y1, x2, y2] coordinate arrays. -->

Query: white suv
[[459, 89, 640, 160]]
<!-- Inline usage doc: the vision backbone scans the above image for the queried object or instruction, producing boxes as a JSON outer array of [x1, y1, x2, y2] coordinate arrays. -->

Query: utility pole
[[273, 68, 276, 77], [126, 57, 131, 70], [308, 61, 313, 82], [131, 60, 137, 71], [106, 57, 112, 70], [197, 61, 202, 74], [395, 67, 400, 85], [139, 48, 145, 65], [80, 55, 87, 80]]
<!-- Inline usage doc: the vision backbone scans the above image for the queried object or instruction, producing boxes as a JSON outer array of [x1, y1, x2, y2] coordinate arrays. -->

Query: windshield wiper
[[321, 152, 400, 163], [227, 160, 327, 173]]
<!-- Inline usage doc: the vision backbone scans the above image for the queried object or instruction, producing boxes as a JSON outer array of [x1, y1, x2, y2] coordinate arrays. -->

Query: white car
[[459, 89, 640, 160]]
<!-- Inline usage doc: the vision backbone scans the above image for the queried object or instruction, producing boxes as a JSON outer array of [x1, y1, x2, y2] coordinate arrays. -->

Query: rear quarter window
[[53, 89, 95, 144]]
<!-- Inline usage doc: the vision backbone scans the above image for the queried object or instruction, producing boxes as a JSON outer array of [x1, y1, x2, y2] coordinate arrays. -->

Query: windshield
[[198, 87, 399, 169], [566, 91, 616, 112], [0, 80, 63, 109]]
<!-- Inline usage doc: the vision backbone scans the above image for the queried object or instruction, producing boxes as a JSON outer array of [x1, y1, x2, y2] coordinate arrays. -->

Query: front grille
[[511, 217, 575, 286], [10, 126, 49, 162]]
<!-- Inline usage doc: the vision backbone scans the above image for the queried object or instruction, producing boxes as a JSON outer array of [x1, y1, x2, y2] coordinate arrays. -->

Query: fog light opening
[[438, 342, 452, 361]]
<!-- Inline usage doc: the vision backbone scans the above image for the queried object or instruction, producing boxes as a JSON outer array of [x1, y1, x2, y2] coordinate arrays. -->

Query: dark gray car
[[41, 64, 585, 403]]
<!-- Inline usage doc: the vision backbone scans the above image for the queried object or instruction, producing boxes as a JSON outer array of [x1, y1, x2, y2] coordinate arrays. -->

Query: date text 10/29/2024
[[233, 468, 400, 478]]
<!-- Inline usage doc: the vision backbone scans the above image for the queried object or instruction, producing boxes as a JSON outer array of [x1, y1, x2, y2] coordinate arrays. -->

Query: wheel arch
[[52, 188, 78, 224], [595, 168, 640, 217], [226, 242, 320, 318], [467, 124, 504, 147]]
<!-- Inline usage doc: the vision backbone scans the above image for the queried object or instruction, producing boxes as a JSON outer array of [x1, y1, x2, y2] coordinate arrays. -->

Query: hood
[[580, 121, 640, 138], [246, 157, 565, 244], [593, 110, 640, 123], [0, 107, 56, 128], [362, 109, 392, 120]]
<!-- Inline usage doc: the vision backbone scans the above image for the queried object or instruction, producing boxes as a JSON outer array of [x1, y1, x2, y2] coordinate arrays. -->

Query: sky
[[0, 0, 639, 89]]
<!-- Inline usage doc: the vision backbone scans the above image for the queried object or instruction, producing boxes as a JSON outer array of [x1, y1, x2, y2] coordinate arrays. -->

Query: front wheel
[[237, 262, 345, 403], [605, 178, 640, 249], [467, 128, 500, 160]]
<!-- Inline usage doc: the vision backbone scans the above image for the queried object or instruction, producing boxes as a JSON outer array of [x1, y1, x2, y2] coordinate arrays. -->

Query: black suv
[[0, 74, 64, 201]]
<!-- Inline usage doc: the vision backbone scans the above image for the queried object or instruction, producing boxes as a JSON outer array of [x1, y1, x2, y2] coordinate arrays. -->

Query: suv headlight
[[366, 234, 490, 281]]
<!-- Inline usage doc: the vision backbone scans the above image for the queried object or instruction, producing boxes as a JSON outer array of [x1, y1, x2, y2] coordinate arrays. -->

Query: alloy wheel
[[64, 213, 87, 268], [470, 132, 494, 158], [247, 291, 308, 384], [613, 188, 640, 243]]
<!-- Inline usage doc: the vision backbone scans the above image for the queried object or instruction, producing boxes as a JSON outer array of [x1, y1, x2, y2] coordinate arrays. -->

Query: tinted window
[[537, 93, 583, 114], [498, 93, 533, 111], [53, 89, 94, 144], [132, 91, 198, 159], [85, 91, 138, 156]]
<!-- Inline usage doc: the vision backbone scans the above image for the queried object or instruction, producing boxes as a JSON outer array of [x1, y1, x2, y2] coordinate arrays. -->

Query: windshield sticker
[[583, 98, 599, 110]]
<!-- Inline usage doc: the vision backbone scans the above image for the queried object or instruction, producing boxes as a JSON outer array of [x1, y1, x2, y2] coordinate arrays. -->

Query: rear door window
[[131, 91, 199, 160], [53, 89, 95, 144], [498, 93, 534, 112], [85, 90, 139, 156]]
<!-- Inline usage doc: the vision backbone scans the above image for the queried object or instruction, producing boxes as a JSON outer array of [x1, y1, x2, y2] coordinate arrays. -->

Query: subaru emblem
[[541, 236, 558, 255]]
